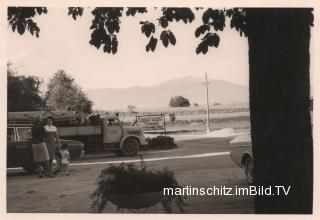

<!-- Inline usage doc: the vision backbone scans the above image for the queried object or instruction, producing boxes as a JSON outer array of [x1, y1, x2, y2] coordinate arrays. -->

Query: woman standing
[[44, 118, 61, 174], [31, 116, 53, 178]]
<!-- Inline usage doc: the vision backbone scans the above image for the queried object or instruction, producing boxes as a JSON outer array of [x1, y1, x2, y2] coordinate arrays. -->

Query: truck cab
[[102, 116, 148, 156]]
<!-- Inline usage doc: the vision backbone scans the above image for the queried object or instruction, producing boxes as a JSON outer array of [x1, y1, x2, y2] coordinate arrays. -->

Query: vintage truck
[[8, 111, 148, 156], [57, 116, 147, 156]]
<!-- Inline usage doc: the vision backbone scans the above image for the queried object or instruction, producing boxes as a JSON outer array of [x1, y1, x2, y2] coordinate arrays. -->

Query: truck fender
[[119, 134, 140, 149]]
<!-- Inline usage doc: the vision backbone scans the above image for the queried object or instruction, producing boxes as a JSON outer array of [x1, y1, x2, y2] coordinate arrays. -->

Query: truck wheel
[[121, 138, 139, 156]]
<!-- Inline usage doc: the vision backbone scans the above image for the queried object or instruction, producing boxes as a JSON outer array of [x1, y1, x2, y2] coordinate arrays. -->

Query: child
[[60, 144, 70, 175]]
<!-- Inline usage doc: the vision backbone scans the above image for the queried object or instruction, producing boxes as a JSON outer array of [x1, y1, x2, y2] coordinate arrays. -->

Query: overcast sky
[[7, 7, 253, 90]]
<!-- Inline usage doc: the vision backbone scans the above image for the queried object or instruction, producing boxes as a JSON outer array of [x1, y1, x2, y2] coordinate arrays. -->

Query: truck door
[[102, 118, 122, 144]]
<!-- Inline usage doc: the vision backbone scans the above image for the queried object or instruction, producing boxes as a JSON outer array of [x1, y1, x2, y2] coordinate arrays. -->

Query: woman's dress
[[31, 124, 50, 162], [44, 125, 58, 159]]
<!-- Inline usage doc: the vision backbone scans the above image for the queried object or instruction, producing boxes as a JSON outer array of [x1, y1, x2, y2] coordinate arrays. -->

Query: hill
[[86, 76, 248, 110]]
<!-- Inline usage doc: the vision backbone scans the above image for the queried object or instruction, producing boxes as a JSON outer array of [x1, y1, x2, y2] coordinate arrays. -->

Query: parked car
[[7, 124, 84, 173], [229, 134, 253, 184]]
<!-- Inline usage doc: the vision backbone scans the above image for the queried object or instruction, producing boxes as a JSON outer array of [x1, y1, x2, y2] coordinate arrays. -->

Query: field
[[117, 103, 251, 134]]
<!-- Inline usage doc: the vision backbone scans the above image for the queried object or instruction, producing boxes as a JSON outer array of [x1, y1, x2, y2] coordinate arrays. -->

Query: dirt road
[[7, 137, 254, 213]]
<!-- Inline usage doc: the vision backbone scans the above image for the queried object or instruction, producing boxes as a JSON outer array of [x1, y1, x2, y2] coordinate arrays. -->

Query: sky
[[7, 7, 251, 90]]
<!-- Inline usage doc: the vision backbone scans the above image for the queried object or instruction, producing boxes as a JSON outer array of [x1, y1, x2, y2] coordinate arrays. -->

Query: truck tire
[[121, 138, 139, 156]]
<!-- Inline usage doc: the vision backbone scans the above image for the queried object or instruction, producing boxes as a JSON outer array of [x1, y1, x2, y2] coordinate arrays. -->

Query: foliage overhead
[[8, 7, 47, 37], [226, 8, 248, 37], [45, 70, 93, 114], [140, 21, 155, 37], [88, 8, 124, 54], [68, 7, 84, 20], [7, 7, 248, 55], [125, 7, 148, 16], [7, 7, 314, 54]]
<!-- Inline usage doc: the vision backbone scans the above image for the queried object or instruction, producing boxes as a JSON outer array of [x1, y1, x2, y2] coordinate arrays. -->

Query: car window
[[7, 128, 15, 142], [17, 127, 32, 141]]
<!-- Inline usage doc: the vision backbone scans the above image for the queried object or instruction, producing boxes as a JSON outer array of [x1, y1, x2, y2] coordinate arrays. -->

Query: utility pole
[[205, 73, 211, 133]]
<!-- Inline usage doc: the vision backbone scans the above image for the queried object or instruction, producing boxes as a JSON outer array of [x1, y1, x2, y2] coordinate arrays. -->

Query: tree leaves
[[162, 8, 195, 23], [161, 32, 169, 47], [169, 32, 176, 45], [111, 36, 118, 54], [45, 70, 93, 114], [202, 8, 225, 31], [195, 8, 247, 54], [160, 30, 176, 47], [7, 64, 44, 111], [106, 19, 120, 34], [8, 7, 47, 37], [202, 8, 214, 23], [196, 33, 220, 54], [89, 8, 123, 54], [89, 28, 108, 49], [36, 7, 47, 15], [140, 21, 155, 37], [103, 35, 112, 53], [26, 19, 40, 37], [17, 22, 25, 35], [226, 8, 247, 37], [146, 36, 158, 52], [126, 8, 147, 16], [195, 25, 210, 37], [68, 7, 84, 20], [8, 7, 252, 55], [158, 16, 168, 28]]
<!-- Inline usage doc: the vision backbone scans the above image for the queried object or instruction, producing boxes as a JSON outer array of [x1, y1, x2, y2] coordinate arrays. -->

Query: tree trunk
[[246, 8, 313, 213]]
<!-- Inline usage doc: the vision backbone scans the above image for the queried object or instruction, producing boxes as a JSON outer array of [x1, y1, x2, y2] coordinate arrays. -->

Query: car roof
[[8, 124, 32, 128]]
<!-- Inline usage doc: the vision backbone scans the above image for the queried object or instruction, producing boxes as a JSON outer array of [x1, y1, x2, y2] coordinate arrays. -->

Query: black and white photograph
[[1, 0, 319, 217]]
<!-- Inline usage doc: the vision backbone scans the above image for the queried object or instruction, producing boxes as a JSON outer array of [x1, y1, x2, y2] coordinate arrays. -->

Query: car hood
[[60, 139, 84, 146], [229, 134, 251, 147]]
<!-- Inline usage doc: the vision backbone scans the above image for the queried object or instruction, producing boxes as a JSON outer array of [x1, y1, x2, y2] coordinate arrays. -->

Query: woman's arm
[[41, 126, 48, 139]]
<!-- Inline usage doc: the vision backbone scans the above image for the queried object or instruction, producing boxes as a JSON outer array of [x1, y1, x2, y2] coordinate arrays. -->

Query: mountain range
[[86, 76, 249, 110]]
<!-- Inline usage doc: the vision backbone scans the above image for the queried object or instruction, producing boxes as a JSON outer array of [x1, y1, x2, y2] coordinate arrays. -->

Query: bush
[[146, 136, 178, 149], [169, 96, 190, 107], [91, 162, 185, 213]]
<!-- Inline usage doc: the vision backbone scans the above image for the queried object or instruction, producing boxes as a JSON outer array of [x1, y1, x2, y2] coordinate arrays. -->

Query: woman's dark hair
[[34, 115, 42, 124], [46, 117, 54, 124]]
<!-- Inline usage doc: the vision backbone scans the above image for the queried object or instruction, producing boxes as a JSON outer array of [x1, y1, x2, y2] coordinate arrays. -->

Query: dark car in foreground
[[229, 134, 253, 184], [7, 124, 84, 173]]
